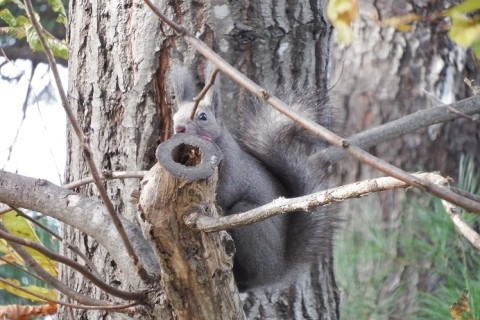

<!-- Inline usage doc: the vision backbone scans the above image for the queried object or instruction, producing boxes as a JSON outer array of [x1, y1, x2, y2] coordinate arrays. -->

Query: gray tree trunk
[[63, 0, 338, 319], [332, 0, 479, 318]]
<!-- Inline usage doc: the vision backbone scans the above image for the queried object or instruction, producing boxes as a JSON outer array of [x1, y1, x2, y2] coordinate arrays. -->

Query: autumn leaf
[[379, 13, 419, 32], [1, 211, 58, 276], [0, 278, 57, 302], [0, 303, 57, 320], [327, 0, 358, 44], [450, 289, 473, 320]]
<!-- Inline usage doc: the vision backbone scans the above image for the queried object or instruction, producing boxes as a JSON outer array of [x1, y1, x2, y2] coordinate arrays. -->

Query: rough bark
[[332, 0, 480, 318], [64, 0, 337, 319], [64, 1, 164, 318]]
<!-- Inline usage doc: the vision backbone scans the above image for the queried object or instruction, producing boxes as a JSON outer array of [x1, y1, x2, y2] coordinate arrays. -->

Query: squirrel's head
[[170, 65, 224, 143]]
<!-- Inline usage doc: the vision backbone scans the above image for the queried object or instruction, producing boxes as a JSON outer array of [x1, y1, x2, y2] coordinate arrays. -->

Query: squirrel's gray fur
[[170, 64, 336, 291]]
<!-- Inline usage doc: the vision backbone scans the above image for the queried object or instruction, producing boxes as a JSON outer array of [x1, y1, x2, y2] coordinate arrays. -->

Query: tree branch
[[0, 223, 108, 306], [0, 227, 145, 301], [0, 278, 138, 312], [0, 170, 160, 286], [441, 200, 480, 250], [62, 171, 146, 190], [324, 96, 480, 162], [12, 208, 102, 278], [144, 0, 480, 214], [185, 172, 448, 232]]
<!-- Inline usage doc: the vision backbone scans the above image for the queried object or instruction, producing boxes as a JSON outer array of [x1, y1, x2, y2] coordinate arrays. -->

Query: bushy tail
[[238, 88, 339, 262]]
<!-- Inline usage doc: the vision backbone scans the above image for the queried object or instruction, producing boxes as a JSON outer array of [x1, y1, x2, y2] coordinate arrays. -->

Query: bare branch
[[0, 278, 139, 311], [441, 200, 480, 250], [190, 68, 220, 119], [0, 170, 160, 285], [0, 226, 145, 301], [0, 223, 107, 306], [62, 171, 146, 189], [185, 172, 448, 232], [12, 208, 102, 278], [325, 96, 480, 162], [23, 0, 150, 284], [144, 0, 480, 214]]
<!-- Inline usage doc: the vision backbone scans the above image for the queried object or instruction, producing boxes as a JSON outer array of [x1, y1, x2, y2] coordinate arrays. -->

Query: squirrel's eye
[[198, 112, 208, 121]]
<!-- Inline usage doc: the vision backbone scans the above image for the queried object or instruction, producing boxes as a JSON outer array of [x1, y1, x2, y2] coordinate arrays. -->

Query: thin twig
[[0, 278, 139, 311], [325, 96, 480, 162], [441, 200, 480, 250], [190, 68, 219, 119], [0, 255, 48, 285], [12, 208, 102, 278], [185, 172, 446, 232], [144, 0, 480, 214], [0, 226, 145, 301], [63, 171, 146, 189], [0, 222, 106, 306], [23, 0, 150, 283]]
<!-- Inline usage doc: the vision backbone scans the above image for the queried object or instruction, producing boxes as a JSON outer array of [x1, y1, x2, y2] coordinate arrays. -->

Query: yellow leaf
[[445, 0, 480, 16], [380, 13, 419, 32], [450, 289, 473, 320], [1, 211, 57, 276], [448, 14, 480, 49], [0, 278, 57, 302], [327, 0, 358, 44], [0, 239, 25, 266]]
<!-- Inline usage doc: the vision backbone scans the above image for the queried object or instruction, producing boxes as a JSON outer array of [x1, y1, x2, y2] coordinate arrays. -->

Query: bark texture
[[64, 1, 164, 318], [331, 0, 480, 318]]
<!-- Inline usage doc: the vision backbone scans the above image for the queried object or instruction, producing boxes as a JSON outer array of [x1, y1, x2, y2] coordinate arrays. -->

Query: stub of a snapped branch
[[156, 133, 223, 181], [139, 133, 243, 319]]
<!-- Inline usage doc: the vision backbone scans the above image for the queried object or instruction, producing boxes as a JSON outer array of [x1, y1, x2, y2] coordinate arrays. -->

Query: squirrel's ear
[[204, 62, 222, 116], [169, 65, 196, 104]]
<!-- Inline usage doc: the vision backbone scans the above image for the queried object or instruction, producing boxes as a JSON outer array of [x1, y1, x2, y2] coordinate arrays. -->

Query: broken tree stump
[[139, 133, 244, 319]]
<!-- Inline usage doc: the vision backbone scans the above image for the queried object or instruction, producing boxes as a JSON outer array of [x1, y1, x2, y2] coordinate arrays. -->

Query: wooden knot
[[156, 134, 223, 181]]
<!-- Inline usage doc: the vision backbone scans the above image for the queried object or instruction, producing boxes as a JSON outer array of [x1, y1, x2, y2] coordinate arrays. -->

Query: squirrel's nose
[[174, 125, 186, 133]]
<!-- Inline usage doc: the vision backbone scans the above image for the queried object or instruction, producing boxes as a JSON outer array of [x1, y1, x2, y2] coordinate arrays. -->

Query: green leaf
[[48, 38, 68, 59], [0, 25, 25, 38], [0, 8, 17, 26], [47, 0, 67, 26], [446, 0, 480, 16], [0, 0, 24, 9], [473, 42, 480, 59], [448, 14, 480, 48], [47, 0, 66, 17]]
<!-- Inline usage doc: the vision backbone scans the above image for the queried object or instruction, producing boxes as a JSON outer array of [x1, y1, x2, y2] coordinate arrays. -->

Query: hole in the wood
[[172, 143, 202, 167]]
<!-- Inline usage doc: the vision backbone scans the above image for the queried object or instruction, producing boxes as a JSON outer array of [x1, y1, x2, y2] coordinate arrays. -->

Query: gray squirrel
[[170, 65, 336, 291]]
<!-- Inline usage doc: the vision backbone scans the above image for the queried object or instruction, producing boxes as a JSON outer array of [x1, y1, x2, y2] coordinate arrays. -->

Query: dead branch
[[0, 278, 138, 311], [441, 201, 480, 250], [0, 227, 145, 301], [0, 223, 106, 306], [325, 96, 480, 162], [139, 133, 244, 319], [0, 170, 160, 284], [11, 208, 102, 278], [185, 172, 446, 231]]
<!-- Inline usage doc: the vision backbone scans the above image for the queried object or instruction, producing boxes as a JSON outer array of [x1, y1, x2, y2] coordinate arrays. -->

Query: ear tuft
[[169, 65, 196, 103]]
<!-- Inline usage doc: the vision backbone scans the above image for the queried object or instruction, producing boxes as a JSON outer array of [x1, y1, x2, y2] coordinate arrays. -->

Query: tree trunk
[[63, 1, 163, 318], [332, 0, 479, 318], [64, 0, 337, 319]]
